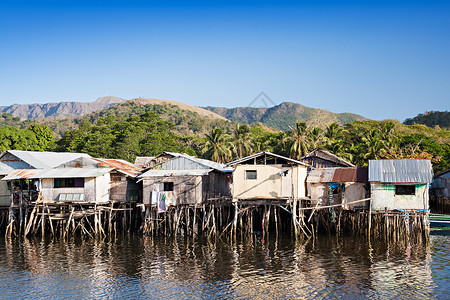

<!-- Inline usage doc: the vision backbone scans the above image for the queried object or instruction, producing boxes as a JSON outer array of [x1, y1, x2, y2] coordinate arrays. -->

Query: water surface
[[0, 232, 448, 299]]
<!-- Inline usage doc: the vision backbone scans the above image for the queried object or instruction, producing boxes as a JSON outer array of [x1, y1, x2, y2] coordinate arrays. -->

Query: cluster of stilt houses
[[0, 149, 436, 242]]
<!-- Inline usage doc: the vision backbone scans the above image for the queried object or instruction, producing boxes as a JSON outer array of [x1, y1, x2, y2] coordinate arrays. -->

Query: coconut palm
[[232, 123, 253, 159], [202, 127, 233, 163], [308, 126, 324, 149], [361, 129, 384, 160], [289, 121, 310, 159]]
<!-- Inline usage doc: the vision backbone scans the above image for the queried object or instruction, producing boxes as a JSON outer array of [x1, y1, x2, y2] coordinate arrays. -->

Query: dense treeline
[[1, 110, 449, 172], [404, 111, 450, 130]]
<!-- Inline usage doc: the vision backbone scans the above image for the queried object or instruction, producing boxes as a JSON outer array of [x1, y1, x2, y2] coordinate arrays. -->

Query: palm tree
[[203, 127, 232, 163], [232, 123, 253, 159], [324, 123, 344, 145], [289, 121, 310, 159], [308, 126, 324, 149], [361, 129, 384, 160]]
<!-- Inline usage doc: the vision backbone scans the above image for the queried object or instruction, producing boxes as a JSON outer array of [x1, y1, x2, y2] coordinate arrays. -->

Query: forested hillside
[[404, 111, 450, 130], [204, 102, 367, 130], [0, 97, 448, 173]]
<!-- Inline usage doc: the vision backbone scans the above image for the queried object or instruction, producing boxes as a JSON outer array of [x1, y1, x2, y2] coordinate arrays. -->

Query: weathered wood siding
[[370, 183, 428, 211], [203, 172, 232, 199], [0, 176, 10, 206], [432, 177, 450, 197], [232, 164, 307, 200], [142, 176, 203, 205], [110, 176, 139, 202]]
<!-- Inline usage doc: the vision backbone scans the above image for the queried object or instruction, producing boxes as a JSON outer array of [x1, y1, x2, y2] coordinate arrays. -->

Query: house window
[[164, 182, 174, 191], [395, 185, 415, 195], [245, 170, 257, 180], [54, 178, 85, 188]]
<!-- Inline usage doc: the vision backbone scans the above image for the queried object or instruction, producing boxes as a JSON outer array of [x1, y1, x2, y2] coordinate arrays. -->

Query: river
[[0, 231, 448, 299]]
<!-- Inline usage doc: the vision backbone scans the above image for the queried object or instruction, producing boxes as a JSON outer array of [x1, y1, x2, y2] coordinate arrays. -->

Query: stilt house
[[0, 150, 91, 206], [2, 156, 141, 204], [139, 154, 232, 208], [431, 169, 450, 197], [307, 167, 369, 209], [226, 152, 310, 202], [368, 159, 433, 211]]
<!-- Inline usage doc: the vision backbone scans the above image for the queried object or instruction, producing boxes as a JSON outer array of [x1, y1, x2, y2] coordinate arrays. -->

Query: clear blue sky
[[0, 0, 449, 121]]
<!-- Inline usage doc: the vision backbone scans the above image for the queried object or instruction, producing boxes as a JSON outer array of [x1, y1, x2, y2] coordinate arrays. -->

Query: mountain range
[[203, 102, 367, 131], [0, 96, 124, 119], [0, 97, 367, 131]]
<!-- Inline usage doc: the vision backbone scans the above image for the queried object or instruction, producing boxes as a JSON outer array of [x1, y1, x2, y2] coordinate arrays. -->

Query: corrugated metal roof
[[226, 152, 310, 167], [92, 158, 141, 177], [1, 169, 41, 180], [0, 162, 15, 175], [368, 159, 433, 183], [307, 167, 368, 183], [2, 168, 112, 180], [0, 150, 91, 169], [139, 169, 212, 178], [157, 156, 226, 171], [435, 168, 450, 179], [307, 168, 336, 183], [333, 167, 368, 182]]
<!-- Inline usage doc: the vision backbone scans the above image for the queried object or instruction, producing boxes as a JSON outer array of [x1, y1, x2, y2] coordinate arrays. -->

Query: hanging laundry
[[158, 193, 167, 213]]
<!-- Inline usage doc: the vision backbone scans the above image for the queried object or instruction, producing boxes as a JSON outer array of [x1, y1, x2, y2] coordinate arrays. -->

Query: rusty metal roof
[[92, 158, 142, 177], [333, 167, 368, 182], [2, 168, 112, 180], [1, 169, 41, 180], [307, 167, 368, 183], [369, 159, 433, 183], [307, 168, 335, 183]]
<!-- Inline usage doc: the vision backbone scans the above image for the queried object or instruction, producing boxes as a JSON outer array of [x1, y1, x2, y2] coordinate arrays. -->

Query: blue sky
[[0, 0, 449, 121]]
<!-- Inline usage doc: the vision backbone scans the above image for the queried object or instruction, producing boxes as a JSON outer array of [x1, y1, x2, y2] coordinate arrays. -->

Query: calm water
[[0, 232, 449, 299]]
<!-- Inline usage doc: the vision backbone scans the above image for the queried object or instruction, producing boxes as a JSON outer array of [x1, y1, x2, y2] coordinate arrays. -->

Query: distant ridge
[[0, 96, 124, 119], [203, 102, 368, 131], [128, 98, 227, 120]]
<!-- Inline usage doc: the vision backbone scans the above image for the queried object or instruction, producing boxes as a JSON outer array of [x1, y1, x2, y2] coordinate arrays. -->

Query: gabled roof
[[0, 150, 91, 169], [134, 157, 155, 168], [91, 158, 141, 177], [434, 169, 450, 179], [300, 148, 355, 167], [226, 152, 310, 167], [307, 167, 368, 183], [368, 159, 433, 183], [56, 157, 141, 178], [155, 155, 230, 171], [2, 168, 112, 180]]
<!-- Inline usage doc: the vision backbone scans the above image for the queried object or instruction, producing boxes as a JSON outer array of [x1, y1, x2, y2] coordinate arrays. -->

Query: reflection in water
[[0, 233, 448, 299]]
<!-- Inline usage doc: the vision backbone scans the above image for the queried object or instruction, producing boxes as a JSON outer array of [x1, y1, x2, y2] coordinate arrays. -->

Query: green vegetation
[[55, 112, 195, 162], [204, 102, 367, 131], [404, 111, 450, 130], [0, 124, 54, 153], [0, 100, 448, 173]]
